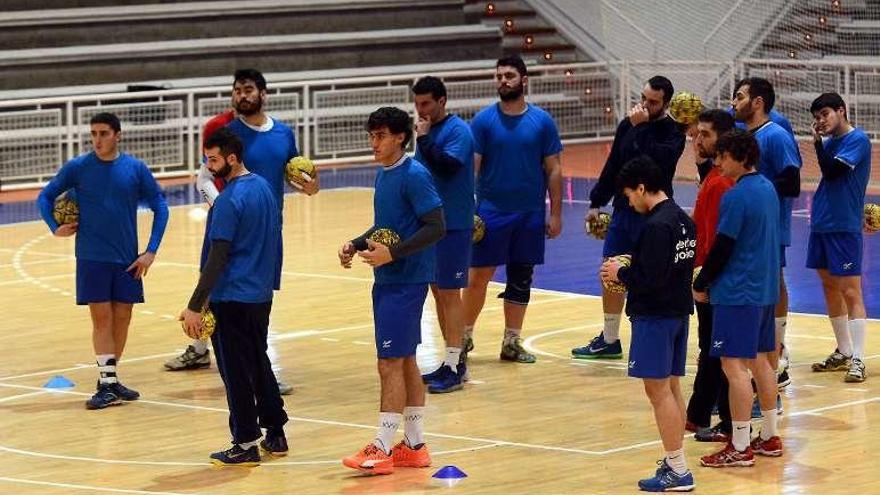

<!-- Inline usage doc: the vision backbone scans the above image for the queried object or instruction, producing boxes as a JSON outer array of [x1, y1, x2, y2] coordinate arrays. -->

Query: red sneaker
[[700, 443, 755, 468], [750, 435, 783, 457], [342, 443, 394, 475], [391, 441, 431, 468]]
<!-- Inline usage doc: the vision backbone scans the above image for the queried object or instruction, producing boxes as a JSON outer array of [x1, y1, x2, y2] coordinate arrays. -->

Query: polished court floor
[[0, 171, 878, 494]]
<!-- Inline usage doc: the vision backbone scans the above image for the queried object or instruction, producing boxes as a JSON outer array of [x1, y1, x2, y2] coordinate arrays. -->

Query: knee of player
[[500, 263, 534, 305]]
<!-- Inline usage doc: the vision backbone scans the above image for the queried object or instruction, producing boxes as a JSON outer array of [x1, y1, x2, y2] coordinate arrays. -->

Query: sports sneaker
[[777, 369, 791, 390], [210, 444, 260, 466], [164, 345, 211, 371], [391, 441, 431, 468], [259, 428, 288, 457], [685, 421, 702, 433], [342, 443, 394, 475], [750, 396, 762, 419], [571, 333, 623, 360], [277, 380, 293, 396], [811, 350, 851, 372], [638, 459, 695, 492], [500, 337, 536, 363], [694, 423, 730, 443], [421, 365, 446, 384], [462, 335, 474, 354], [426, 365, 463, 394], [700, 443, 755, 468], [459, 338, 472, 381], [110, 381, 140, 401], [776, 394, 784, 415], [750, 435, 783, 457], [845, 358, 866, 383], [85, 383, 122, 410]]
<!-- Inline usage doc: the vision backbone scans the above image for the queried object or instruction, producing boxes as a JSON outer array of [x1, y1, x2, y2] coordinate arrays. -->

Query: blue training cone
[[432, 465, 467, 488], [43, 375, 75, 389]]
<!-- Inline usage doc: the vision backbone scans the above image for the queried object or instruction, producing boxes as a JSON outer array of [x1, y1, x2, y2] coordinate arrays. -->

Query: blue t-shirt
[[710, 173, 780, 306], [37, 152, 169, 265], [733, 108, 794, 135], [414, 114, 475, 230], [811, 128, 872, 233], [373, 157, 443, 285], [471, 103, 563, 212], [209, 173, 281, 303], [753, 121, 802, 246], [226, 117, 298, 213]]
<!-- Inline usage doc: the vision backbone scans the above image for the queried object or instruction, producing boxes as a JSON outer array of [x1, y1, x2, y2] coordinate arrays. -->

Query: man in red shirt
[[686, 110, 735, 440]]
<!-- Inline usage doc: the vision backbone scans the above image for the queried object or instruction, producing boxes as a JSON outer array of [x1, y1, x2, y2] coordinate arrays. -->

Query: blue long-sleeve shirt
[[37, 152, 169, 265]]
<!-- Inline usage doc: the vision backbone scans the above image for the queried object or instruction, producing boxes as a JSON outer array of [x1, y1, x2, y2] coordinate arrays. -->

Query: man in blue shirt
[[180, 127, 287, 466], [731, 77, 801, 402], [167, 69, 318, 396], [464, 55, 564, 364], [412, 76, 475, 394], [574, 75, 686, 360], [693, 130, 783, 467], [338, 107, 445, 475], [806, 92, 872, 383], [38, 112, 169, 410]]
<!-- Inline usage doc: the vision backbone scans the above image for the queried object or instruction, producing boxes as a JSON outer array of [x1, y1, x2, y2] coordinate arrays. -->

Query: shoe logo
[[713, 340, 723, 349], [382, 340, 392, 349], [591, 345, 608, 353], [226, 449, 249, 459], [628, 360, 636, 369], [842, 262, 854, 271], [455, 271, 464, 279]]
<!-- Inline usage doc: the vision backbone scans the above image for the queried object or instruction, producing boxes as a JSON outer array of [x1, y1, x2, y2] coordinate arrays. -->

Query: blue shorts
[[471, 205, 545, 267], [435, 229, 471, 289], [627, 316, 689, 379], [372, 283, 428, 358], [603, 206, 646, 257], [76, 259, 144, 306], [806, 232, 863, 276], [710, 305, 775, 358]]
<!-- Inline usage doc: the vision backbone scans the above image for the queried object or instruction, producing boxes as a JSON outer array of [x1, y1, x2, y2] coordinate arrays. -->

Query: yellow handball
[[586, 211, 611, 239], [199, 309, 216, 340], [602, 254, 631, 294], [692, 265, 702, 286], [669, 91, 704, 126], [285, 155, 317, 187], [473, 214, 486, 243], [864, 203, 880, 231], [52, 196, 79, 225], [369, 228, 401, 248]]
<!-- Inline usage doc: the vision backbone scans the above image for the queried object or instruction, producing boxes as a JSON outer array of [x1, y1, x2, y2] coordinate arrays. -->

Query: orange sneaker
[[342, 443, 394, 475], [391, 441, 431, 468]]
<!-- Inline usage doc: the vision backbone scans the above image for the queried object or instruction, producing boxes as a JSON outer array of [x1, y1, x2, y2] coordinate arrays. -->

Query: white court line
[[0, 390, 49, 403], [522, 323, 603, 361], [0, 476, 194, 495], [0, 273, 74, 287], [0, 351, 183, 381], [0, 257, 72, 269]]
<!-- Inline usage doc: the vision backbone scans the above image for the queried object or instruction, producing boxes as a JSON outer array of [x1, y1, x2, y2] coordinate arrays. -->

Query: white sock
[[831, 315, 852, 356], [602, 313, 621, 343], [403, 406, 426, 448], [373, 412, 402, 454], [760, 410, 778, 440], [665, 448, 688, 475], [443, 347, 462, 368], [849, 319, 867, 360], [192, 338, 208, 354], [464, 325, 474, 339], [774, 317, 787, 349], [239, 439, 259, 450], [96, 354, 117, 385], [503, 327, 521, 345], [731, 421, 750, 452]]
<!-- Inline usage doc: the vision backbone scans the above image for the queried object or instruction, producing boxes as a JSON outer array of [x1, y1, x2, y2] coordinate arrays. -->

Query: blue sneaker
[[101, 381, 140, 401], [85, 383, 122, 410], [421, 365, 446, 384], [427, 365, 464, 394], [571, 333, 623, 360], [751, 394, 784, 418], [210, 444, 260, 466], [259, 428, 288, 457], [638, 460, 695, 492]]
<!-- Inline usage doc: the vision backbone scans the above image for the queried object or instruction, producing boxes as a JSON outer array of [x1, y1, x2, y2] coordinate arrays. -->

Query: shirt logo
[[382, 340, 392, 349], [713, 340, 723, 349], [842, 262, 854, 271], [455, 271, 465, 279], [628, 360, 636, 369]]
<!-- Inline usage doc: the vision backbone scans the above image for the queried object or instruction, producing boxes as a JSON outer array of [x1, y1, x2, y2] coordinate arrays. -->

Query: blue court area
[[2, 165, 877, 317]]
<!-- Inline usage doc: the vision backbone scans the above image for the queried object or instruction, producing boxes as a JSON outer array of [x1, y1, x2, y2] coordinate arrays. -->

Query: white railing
[[2, 58, 879, 190]]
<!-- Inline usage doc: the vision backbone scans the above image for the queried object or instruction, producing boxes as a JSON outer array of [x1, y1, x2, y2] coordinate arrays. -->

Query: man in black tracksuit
[[574, 75, 686, 360], [600, 156, 696, 491]]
